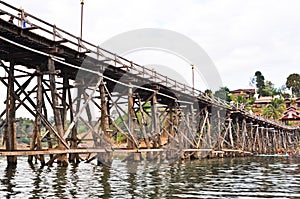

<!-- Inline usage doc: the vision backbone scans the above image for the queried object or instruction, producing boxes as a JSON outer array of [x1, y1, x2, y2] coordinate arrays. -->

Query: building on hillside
[[252, 96, 273, 108], [280, 106, 300, 125], [284, 98, 300, 109], [230, 89, 255, 99]]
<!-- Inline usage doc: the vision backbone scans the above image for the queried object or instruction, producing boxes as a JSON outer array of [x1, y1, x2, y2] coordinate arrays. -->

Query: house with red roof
[[280, 106, 300, 125]]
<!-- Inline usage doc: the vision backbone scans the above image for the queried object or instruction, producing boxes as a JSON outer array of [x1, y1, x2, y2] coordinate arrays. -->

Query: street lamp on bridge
[[191, 64, 195, 95], [80, 0, 84, 40]]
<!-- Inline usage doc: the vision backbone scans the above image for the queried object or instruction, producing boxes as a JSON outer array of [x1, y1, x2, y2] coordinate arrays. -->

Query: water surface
[[1, 156, 300, 198]]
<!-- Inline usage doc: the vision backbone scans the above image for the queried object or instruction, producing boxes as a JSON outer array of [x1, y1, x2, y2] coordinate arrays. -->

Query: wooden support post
[[69, 81, 79, 163], [220, 120, 230, 150], [62, 75, 68, 131], [235, 117, 241, 150], [48, 58, 68, 166], [152, 92, 161, 148], [253, 126, 258, 154], [206, 112, 212, 149], [127, 83, 140, 161], [190, 104, 196, 142], [189, 104, 199, 159], [5, 62, 17, 167], [261, 128, 267, 154], [228, 119, 234, 149], [100, 81, 110, 137], [248, 123, 253, 152], [258, 127, 263, 154], [28, 67, 45, 165], [272, 130, 277, 154], [217, 110, 221, 151], [283, 131, 287, 150], [167, 104, 176, 160], [98, 81, 113, 165], [241, 118, 247, 151], [138, 96, 150, 149], [42, 91, 53, 159], [265, 129, 270, 154]]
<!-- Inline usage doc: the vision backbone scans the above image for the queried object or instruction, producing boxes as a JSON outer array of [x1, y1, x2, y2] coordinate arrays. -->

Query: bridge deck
[[0, 1, 298, 167]]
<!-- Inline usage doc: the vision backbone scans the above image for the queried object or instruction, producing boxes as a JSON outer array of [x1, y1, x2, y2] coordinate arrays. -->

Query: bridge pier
[[48, 58, 68, 166], [5, 61, 17, 167], [28, 66, 45, 165]]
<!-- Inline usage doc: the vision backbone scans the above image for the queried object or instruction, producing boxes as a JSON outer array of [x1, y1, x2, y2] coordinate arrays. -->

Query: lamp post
[[191, 64, 195, 95], [80, 0, 84, 40]]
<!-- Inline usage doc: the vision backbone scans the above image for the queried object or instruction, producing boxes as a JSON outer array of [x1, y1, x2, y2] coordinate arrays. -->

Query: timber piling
[[0, 2, 298, 167]]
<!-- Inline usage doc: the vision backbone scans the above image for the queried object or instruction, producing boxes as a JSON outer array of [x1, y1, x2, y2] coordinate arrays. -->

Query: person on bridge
[[8, 16, 14, 24], [18, 7, 30, 28], [21, 12, 29, 28]]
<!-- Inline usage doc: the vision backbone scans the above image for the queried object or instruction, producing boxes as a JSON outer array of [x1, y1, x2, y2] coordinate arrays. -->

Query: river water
[[0, 156, 300, 198]]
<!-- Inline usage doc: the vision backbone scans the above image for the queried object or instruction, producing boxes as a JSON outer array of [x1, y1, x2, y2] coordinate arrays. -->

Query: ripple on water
[[0, 156, 300, 198]]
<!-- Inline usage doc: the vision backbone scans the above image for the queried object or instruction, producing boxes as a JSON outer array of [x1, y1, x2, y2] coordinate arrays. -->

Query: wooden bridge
[[0, 1, 298, 167]]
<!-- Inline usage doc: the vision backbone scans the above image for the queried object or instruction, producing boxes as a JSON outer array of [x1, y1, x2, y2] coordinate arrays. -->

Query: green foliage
[[116, 134, 126, 143], [204, 89, 213, 96], [262, 98, 285, 120], [286, 73, 300, 97], [110, 114, 128, 134], [262, 80, 280, 97], [77, 124, 88, 134], [214, 87, 231, 102], [16, 118, 34, 144], [230, 94, 255, 110]]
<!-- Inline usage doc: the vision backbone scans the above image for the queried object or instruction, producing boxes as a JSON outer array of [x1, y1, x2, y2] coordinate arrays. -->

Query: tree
[[286, 73, 300, 97], [204, 89, 213, 96], [262, 98, 285, 120], [229, 94, 255, 110], [254, 71, 265, 97], [262, 80, 279, 96], [214, 87, 231, 102]]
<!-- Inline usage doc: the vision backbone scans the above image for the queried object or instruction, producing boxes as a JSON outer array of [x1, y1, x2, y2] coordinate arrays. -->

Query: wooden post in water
[[42, 87, 53, 159], [47, 58, 68, 166], [69, 79, 79, 164], [167, 104, 177, 160], [28, 67, 45, 165], [235, 117, 241, 150], [127, 83, 140, 161], [100, 81, 110, 137], [98, 80, 113, 165], [5, 62, 17, 167], [228, 118, 234, 149], [137, 96, 150, 149], [248, 123, 253, 152], [152, 91, 161, 148]]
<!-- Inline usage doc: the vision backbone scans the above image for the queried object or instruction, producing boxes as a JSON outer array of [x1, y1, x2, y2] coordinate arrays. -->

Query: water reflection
[[0, 156, 300, 198], [99, 166, 111, 199], [29, 163, 43, 198], [69, 163, 79, 197], [2, 166, 17, 198]]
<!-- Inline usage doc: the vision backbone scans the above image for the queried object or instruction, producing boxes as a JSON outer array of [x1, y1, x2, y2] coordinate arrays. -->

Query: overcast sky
[[8, 0, 300, 91]]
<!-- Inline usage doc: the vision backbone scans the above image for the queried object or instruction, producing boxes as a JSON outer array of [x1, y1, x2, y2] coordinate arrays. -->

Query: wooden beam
[[48, 58, 68, 166], [5, 61, 17, 167]]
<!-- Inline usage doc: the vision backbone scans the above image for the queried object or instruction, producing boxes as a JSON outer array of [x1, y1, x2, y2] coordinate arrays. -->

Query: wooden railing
[[0, 1, 298, 131]]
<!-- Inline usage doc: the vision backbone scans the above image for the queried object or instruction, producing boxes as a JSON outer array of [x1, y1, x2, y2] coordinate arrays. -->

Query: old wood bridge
[[0, 2, 298, 167]]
